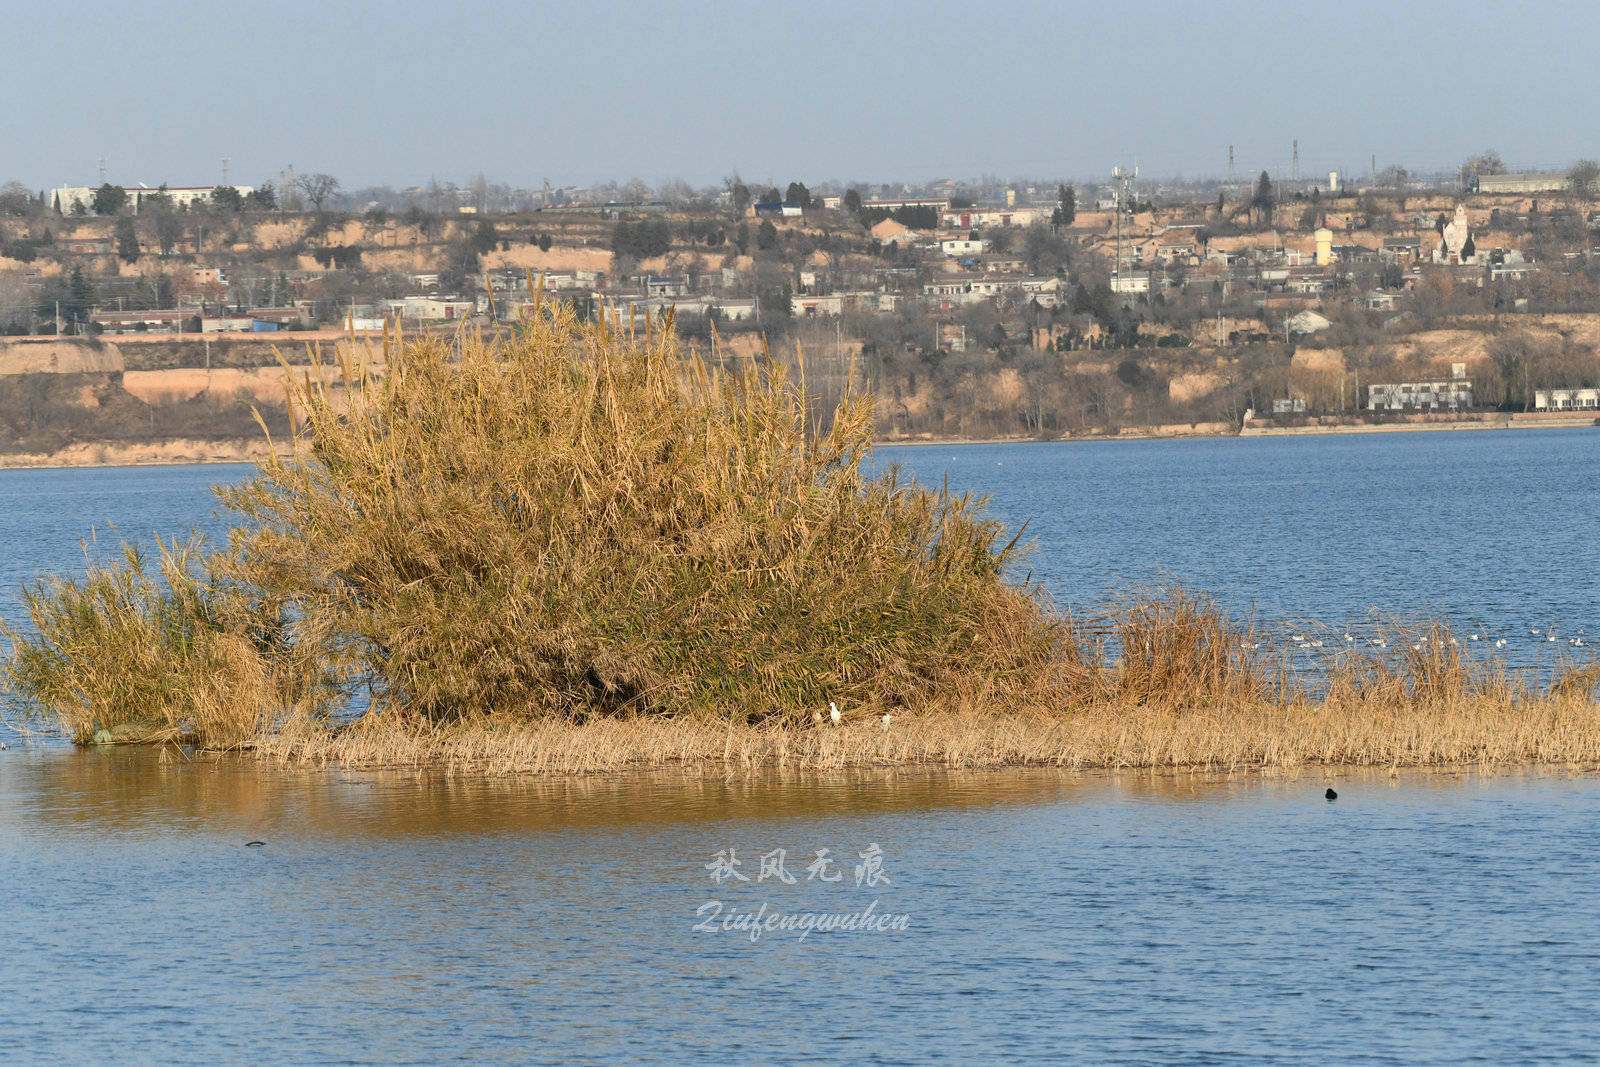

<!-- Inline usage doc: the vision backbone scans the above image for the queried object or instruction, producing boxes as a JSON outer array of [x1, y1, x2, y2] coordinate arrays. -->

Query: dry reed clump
[[1, 303, 1061, 744], [0, 541, 284, 747], [1092, 587, 1273, 707]]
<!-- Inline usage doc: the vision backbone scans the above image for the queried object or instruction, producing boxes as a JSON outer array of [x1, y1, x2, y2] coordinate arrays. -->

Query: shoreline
[[231, 695, 1600, 777], [0, 439, 284, 471], [1241, 415, 1598, 437], [8, 416, 1594, 470]]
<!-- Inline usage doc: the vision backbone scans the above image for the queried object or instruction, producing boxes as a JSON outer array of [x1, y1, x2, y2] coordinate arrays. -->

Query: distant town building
[[1368, 370, 1474, 412], [50, 185, 254, 215], [1285, 309, 1332, 335], [792, 294, 843, 317], [754, 201, 804, 218], [939, 237, 987, 257], [387, 296, 474, 321], [862, 196, 951, 213], [1381, 236, 1422, 262], [1434, 204, 1478, 265], [939, 207, 1046, 229], [1533, 387, 1600, 411], [869, 218, 912, 242], [1313, 227, 1334, 266], [1475, 172, 1568, 194]]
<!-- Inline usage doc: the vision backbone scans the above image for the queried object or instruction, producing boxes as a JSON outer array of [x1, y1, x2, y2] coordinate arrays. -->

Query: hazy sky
[[7, 0, 1598, 193]]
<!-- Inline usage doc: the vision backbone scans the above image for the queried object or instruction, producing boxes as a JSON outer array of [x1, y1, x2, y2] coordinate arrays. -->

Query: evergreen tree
[[1050, 184, 1076, 229], [115, 217, 139, 263], [91, 183, 127, 216]]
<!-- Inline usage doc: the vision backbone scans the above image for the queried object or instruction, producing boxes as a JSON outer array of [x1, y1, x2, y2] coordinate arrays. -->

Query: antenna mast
[[1112, 164, 1138, 292]]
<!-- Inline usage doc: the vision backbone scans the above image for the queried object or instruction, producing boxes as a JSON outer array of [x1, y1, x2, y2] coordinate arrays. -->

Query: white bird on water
[[829, 702, 842, 725]]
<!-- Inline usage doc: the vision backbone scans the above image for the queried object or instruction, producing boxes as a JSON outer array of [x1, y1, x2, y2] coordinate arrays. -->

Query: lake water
[[2, 428, 1600, 1061], [5, 754, 1600, 1061]]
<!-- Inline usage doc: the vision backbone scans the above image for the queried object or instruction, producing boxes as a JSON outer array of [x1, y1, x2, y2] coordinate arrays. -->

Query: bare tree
[[0, 270, 33, 332], [658, 178, 696, 203], [1460, 149, 1505, 187], [296, 173, 341, 213], [1377, 165, 1410, 190], [1568, 159, 1600, 199]]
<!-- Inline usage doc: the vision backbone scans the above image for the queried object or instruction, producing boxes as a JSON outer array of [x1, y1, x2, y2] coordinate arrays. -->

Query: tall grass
[[0, 540, 281, 746]]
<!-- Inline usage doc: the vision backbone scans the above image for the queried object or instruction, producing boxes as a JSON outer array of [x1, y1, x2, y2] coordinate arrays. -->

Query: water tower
[[1314, 227, 1334, 266]]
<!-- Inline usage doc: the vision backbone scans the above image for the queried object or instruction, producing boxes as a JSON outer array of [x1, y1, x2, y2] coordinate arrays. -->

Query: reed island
[[4, 303, 1599, 774]]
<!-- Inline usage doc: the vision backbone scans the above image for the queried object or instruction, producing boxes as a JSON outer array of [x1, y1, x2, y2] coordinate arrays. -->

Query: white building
[[940, 237, 988, 257], [713, 298, 756, 321], [1286, 310, 1332, 335], [792, 294, 843, 317], [938, 207, 1047, 229], [1368, 378, 1474, 411], [51, 184, 254, 215], [1534, 387, 1600, 411], [388, 296, 474, 321]]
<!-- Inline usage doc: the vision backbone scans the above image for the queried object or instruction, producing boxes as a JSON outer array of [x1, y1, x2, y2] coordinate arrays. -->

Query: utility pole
[[1228, 145, 1235, 185], [1292, 140, 1300, 183]]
